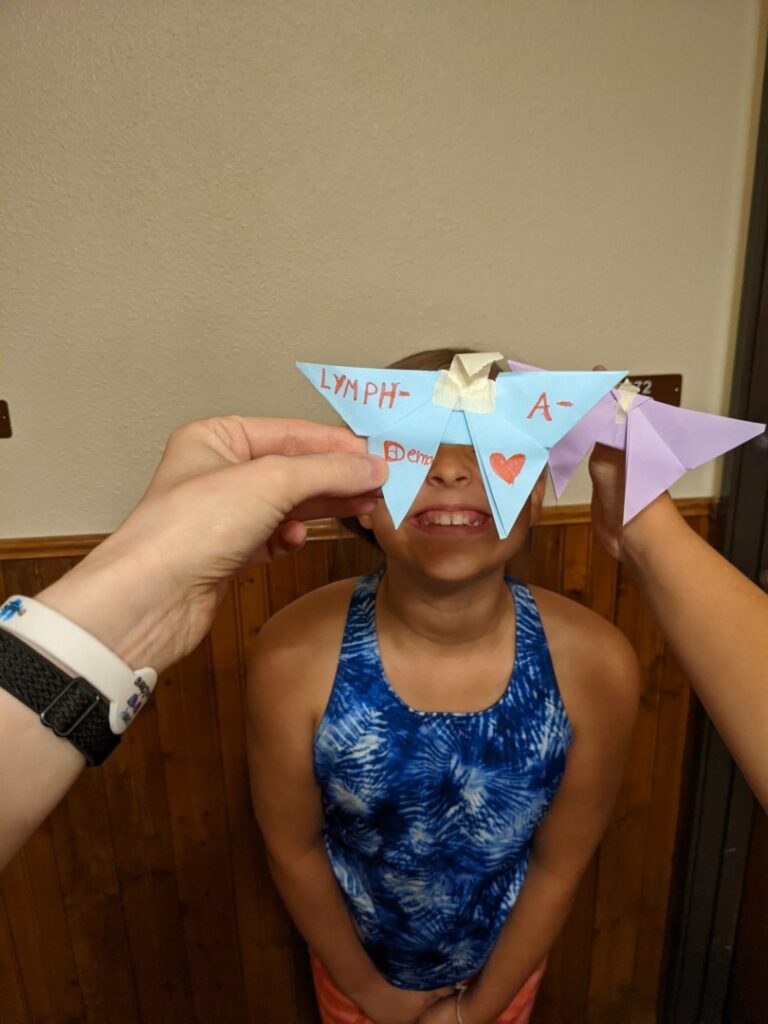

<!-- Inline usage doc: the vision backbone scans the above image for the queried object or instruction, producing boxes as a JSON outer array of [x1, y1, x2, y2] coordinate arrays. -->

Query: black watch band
[[0, 627, 120, 766]]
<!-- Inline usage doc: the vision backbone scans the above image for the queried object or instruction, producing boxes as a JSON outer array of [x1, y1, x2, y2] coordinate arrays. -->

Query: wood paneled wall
[[0, 502, 715, 1024], [726, 806, 768, 1023]]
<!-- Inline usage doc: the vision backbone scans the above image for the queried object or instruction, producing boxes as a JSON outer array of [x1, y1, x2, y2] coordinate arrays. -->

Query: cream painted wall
[[1, 1, 765, 537]]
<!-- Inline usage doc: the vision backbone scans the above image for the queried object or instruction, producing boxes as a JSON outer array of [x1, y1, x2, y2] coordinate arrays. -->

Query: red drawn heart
[[490, 452, 526, 485]]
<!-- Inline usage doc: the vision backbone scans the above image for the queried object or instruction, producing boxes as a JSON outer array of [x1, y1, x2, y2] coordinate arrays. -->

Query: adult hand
[[37, 416, 387, 672]]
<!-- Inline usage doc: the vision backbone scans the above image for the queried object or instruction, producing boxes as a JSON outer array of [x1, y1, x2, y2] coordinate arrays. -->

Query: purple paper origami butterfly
[[508, 360, 766, 523]]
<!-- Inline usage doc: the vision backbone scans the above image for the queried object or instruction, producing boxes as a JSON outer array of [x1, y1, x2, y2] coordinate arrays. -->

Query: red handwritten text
[[526, 393, 575, 421], [526, 392, 552, 421], [320, 368, 411, 410], [383, 441, 433, 466]]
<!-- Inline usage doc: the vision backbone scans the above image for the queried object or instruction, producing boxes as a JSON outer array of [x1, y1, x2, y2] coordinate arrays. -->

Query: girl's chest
[[318, 698, 563, 850], [376, 639, 516, 714]]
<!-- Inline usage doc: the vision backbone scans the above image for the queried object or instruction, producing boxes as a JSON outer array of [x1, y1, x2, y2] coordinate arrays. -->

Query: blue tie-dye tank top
[[313, 574, 572, 990]]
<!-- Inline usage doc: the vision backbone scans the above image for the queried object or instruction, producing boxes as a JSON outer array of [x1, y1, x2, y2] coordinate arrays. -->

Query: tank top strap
[[505, 576, 541, 639], [505, 577, 557, 676], [337, 572, 381, 664], [501, 581, 569, 733]]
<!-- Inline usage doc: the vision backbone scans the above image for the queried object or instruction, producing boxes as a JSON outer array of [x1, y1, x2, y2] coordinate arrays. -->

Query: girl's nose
[[427, 446, 473, 488]]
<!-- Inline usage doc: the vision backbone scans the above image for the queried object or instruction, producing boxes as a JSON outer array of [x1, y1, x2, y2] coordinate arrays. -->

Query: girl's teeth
[[417, 511, 485, 527]]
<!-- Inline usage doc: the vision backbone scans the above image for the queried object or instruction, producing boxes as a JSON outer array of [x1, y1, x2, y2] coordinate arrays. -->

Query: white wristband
[[0, 595, 157, 734]]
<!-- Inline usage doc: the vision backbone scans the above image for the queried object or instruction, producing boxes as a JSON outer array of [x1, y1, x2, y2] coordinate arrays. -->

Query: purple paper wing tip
[[640, 401, 766, 468], [623, 403, 765, 524], [506, 360, 541, 373], [623, 408, 687, 523]]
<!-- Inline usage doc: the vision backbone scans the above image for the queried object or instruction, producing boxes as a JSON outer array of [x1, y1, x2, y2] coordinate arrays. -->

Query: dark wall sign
[[0, 401, 11, 438], [627, 374, 682, 407]]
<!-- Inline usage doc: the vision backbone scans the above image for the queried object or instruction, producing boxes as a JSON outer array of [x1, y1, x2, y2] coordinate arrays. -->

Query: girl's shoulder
[[247, 577, 365, 730], [527, 583, 633, 660], [250, 576, 361, 676], [527, 584, 640, 730]]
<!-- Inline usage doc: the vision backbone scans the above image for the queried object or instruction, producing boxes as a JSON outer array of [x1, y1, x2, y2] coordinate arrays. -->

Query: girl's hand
[[357, 976, 455, 1024], [418, 989, 495, 1024], [416, 994, 462, 1023]]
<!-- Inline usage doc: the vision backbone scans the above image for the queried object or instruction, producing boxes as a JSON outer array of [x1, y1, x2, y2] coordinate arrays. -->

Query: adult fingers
[[267, 521, 308, 560], [149, 417, 368, 496], [249, 451, 388, 517], [232, 417, 367, 459], [288, 493, 380, 523], [148, 418, 248, 494]]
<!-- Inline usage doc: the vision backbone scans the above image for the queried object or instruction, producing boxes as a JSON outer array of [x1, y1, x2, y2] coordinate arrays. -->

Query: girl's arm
[[246, 625, 452, 1024], [443, 619, 640, 1024]]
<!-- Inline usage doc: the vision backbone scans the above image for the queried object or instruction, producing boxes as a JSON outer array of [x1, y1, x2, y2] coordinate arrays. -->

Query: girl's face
[[358, 443, 543, 585]]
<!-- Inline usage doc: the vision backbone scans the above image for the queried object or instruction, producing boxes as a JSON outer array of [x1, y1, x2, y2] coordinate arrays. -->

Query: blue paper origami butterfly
[[298, 353, 625, 537]]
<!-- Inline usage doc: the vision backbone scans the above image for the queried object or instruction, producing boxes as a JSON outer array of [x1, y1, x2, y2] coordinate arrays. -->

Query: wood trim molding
[[0, 497, 718, 561], [0, 533, 108, 560]]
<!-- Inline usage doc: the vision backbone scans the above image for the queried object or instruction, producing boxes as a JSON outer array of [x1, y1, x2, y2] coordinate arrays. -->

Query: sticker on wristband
[[0, 597, 25, 621], [114, 670, 157, 732]]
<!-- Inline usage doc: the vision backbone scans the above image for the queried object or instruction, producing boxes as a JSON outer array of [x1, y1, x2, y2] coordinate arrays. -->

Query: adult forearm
[[0, 687, 84, 868], [462, 861, 576, 1023], [35, 534, 182, 673], [266, 843, 381, 1002], [623, 495, 768, 809], [0, 415, 385, 868], [0, 550, 165, 869]]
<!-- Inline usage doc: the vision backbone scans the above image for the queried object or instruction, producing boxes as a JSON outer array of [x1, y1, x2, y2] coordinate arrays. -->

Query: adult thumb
[[250, 450, 388, 515]]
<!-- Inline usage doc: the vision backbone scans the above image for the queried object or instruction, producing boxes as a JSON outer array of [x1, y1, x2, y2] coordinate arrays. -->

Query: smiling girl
[[247, 349, 639, 1024]]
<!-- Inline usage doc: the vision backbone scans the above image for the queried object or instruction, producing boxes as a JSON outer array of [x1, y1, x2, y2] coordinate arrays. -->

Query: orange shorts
[[310, 953, 546, 1024]]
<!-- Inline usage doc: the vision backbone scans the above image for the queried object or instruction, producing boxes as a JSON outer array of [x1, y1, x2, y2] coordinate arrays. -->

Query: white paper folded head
[[614, 379, 641, 424], [431, 352, 504, 414]]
